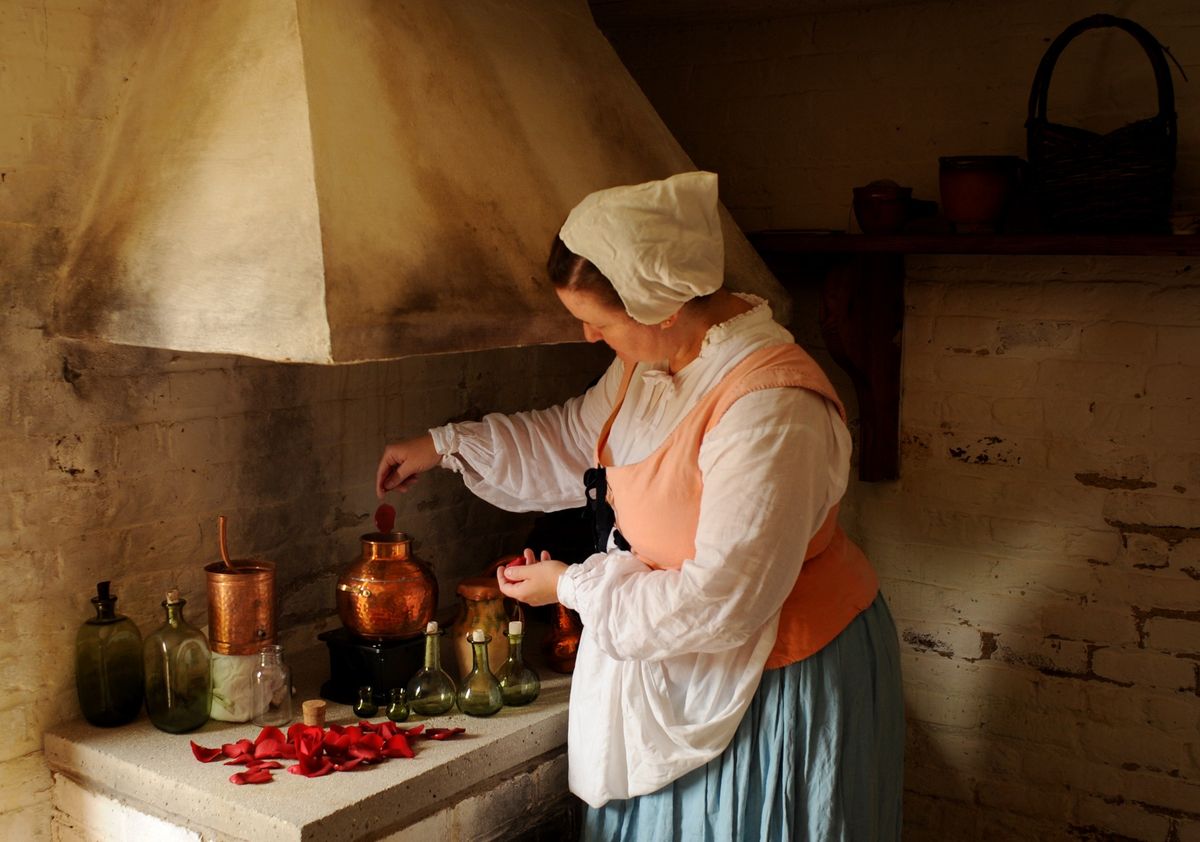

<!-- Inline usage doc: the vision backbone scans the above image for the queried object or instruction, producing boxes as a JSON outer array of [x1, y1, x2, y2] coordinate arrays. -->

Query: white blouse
[[430, 296, 852, 807]]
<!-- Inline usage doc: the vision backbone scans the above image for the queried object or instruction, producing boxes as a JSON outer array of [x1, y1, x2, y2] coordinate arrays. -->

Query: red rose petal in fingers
[[502, 553, 527, 583], [190, 741, 224, 763], [230, 768, 273, 785], [374, 503, 396, 534]]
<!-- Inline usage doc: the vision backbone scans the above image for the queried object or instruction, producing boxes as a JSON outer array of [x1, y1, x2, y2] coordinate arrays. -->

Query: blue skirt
[[582, 594, 904, 842]]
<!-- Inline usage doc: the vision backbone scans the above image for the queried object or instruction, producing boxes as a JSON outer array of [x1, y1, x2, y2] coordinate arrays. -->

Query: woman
[[375, 171, 904, 841]]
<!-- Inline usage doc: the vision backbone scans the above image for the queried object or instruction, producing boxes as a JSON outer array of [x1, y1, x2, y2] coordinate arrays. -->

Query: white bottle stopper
[[165, 588, 181, 604], [426, 621, 438, 634], [509, 620, 523, 635], [471, 628, 486, 642]]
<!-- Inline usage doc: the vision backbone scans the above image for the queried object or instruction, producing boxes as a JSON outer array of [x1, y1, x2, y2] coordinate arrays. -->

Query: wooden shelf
[[748, 230, 1199, 483], [748, 231, 1200, 256]]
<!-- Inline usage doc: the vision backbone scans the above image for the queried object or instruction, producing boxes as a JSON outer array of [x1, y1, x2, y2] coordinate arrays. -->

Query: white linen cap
[[559, 171, 725, 325]]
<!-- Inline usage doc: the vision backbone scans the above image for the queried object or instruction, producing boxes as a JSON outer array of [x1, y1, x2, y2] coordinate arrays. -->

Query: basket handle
[[1027, 14, 1176, 126]]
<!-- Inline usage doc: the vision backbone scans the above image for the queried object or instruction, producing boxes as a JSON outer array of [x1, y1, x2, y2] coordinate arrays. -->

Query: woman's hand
[[497, 549, 567, 607], [375, 434, 441, 498]]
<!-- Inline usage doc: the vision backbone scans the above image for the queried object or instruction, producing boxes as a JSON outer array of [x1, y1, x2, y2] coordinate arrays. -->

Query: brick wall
[[601, 1, 1200, 839], [0, 4, 607, 838]]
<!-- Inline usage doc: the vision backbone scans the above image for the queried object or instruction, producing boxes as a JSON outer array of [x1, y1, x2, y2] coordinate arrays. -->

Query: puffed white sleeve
[[428, 360, 622, 513], [556, 387, 851, 659]]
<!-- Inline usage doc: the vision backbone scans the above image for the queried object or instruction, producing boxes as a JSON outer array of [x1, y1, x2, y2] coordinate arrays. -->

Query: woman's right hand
[[375, 434, 441, 499]]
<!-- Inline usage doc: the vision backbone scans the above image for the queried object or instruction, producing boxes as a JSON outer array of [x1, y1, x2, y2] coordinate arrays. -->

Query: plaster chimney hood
[[53, 0, 788, 364]]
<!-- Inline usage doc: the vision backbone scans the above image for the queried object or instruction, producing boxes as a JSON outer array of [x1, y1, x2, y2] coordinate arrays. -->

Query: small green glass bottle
[[406, 621, 457, 716], [386, 687, 409, 722], [353, 685, 379, 718], [457, 629, 503, 717], [497, 620, 540, 707], [75, 581, 144, 727], [143, 589, 211, 733]]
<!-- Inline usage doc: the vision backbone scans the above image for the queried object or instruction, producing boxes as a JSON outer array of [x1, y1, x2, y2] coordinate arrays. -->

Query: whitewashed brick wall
[[603, 1, 1200, 839], [0, 3, 606, 838]]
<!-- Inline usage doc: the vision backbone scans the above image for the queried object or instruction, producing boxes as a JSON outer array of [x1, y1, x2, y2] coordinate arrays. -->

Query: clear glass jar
[[497, 620, 539, 707], [407, 621, 456, 716], [75, 581, 143, 727], [143, 589, 211, 733], [251, 644, 293, 727], [457, 629, 503, 717]]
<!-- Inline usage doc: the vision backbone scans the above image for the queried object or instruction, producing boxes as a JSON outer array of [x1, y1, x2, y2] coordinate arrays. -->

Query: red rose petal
[[255, 726, 286, 746], [190, 741, 224, 763], [254, 739, 285, 759], [221, 739, 254, 759], [335, 758, 366, 772], [374, 503, 396, 534], [246, 760, 284, 771], [400, 724, 425, 737], [423, 727, 466, 740], [230, 768, 273, 785], [383, 734, 414, 759], [288, 758, 335, 778]]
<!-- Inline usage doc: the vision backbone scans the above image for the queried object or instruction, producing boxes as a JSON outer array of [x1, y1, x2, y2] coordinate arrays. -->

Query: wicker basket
[[1026, 14, 1177, 234]]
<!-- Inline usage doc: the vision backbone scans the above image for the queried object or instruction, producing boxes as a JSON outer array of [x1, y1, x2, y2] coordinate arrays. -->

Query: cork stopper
[[509, 620, 523, 636], [302, 699, 327, 727], [470, 628, 486, 643], [165, 588, 182, 604], [426, 621, 438, 634]]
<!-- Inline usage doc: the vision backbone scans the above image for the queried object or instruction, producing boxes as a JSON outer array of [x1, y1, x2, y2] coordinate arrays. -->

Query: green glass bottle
[[353, 685, 379, 718], [386, 687, 409, 722], [457, 629, 503, 717], [497, 620, 540, 707], [143, 589, 211, 733], [406, 621, 456, 716], [75, 581, 144, 727]]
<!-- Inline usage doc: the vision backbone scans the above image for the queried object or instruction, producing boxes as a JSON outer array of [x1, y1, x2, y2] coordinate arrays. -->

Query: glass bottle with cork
[[497, 620, 539, 706], [406, 621, 456, 716], [75, 581, 144, 727], [457, 628, 503, 717], [143, 588, 212, 733]]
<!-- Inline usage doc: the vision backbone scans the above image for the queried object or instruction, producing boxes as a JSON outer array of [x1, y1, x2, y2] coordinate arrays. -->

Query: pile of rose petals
[[191, 721, 465, 785]]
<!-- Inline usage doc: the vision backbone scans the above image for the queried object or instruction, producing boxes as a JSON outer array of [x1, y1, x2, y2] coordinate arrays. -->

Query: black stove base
[[318, 627, 425, 706]]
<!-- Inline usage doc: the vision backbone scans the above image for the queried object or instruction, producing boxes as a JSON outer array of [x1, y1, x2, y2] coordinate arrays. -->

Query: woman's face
[[555, 286, 668, 364]]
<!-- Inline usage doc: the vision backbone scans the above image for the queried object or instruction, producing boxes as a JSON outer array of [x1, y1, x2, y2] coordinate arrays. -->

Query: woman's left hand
[[497, 549, 567, 607]]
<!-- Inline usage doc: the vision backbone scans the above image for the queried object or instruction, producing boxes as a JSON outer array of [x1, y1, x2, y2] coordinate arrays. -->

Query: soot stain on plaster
[[902, 629, 953, 658], [1105, 518, 1200, 549], [1075, 472, 1157, 490], [947, 435, 1018, 466]]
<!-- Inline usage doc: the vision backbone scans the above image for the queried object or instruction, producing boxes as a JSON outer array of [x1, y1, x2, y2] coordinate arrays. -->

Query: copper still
[[205, 516, 276, 655], [337, 532, 437, 641]]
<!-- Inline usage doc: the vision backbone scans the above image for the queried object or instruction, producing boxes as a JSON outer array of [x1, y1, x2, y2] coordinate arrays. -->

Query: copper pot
[[337, 532, 437, 641], [205, 559, 276, 655]]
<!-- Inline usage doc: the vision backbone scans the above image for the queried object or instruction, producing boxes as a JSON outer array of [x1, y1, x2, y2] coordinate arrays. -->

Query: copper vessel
[[206, 516, 276, 655], [337, 532, 437, 641], [206, 560, 276, 655], [544, 604, 582, 674]]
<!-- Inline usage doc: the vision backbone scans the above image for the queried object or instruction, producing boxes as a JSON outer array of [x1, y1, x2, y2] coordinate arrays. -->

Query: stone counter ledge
[[45, 672, 571, 842]]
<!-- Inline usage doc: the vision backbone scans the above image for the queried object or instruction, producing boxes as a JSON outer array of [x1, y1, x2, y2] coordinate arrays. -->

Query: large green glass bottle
[[496, 620, 540, 707], [143, 589, 211, 733], [75, 581, 144, 727], [457, 629, 503, 717], [406, 621, 457, 716]]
